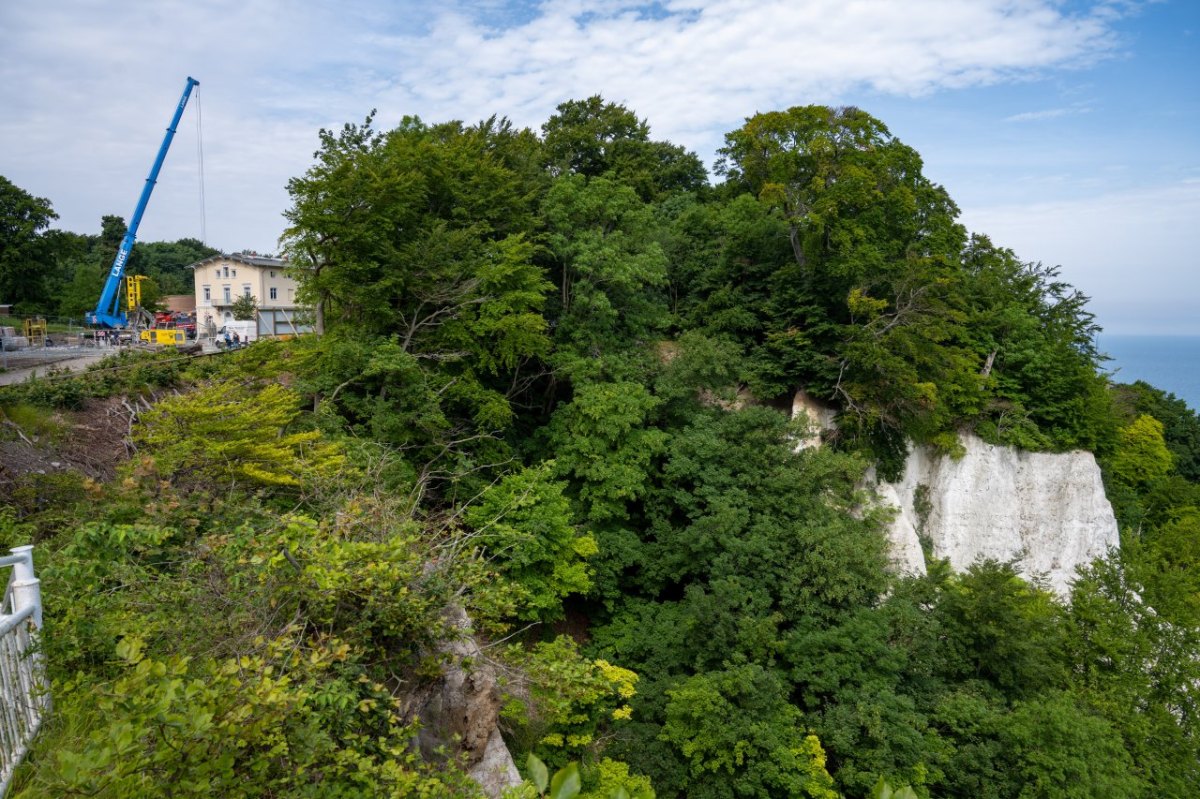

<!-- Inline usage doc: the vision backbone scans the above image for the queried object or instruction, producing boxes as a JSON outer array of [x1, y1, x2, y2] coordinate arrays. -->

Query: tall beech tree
[[542, 96, 707, 202], [281, 115, 553, 492]]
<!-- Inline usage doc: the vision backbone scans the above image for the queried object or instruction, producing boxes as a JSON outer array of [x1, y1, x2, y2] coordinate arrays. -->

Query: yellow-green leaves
[[32, 630, 457, 798], [1110, 414, 1174, 489], [847, 287, 889, 321], [660, 664, 837, 798], [135, 380, 346, 493], [504, 637, 639, 764]]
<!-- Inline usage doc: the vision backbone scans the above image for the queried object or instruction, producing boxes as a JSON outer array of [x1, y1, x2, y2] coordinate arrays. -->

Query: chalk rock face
[[876, 434, 1120, 596], [791, 390, 838, 450], [406, 605, 522, 798]]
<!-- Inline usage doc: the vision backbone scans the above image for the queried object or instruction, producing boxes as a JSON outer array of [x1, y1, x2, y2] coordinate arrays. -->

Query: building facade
[[190, 253, 310, 338]]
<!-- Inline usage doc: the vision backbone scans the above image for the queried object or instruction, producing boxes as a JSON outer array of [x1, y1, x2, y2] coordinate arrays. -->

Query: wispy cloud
[[1005, 104, 1094, 122], [375, 0, 1126, 146], [0, 0, 1144, 250]]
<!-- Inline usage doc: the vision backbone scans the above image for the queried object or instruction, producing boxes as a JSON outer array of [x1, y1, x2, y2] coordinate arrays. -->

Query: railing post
[[1, 543, 48, 797], [6, 546, 41, 630]]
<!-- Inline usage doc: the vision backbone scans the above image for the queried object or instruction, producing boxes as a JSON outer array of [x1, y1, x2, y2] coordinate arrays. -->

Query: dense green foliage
[[0, 176, 58, 310], [3, 99, 1198, 798]]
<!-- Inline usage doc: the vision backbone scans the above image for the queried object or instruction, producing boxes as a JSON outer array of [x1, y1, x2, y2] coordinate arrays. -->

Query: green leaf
[[870, 777, 893, 799], [549, 762, 582, 799], [609, 788, 631, 799], [527, 752, 549, 794], [115, 635, 145, 664]]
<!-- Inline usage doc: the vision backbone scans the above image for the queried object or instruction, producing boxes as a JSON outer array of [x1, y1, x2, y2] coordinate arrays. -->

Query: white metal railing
[[0, 546, 47, 797]]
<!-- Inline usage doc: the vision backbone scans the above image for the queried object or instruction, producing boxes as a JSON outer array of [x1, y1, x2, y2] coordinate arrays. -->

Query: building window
[[223, 286, 231, 303], [203, 285, 210, 301], [243, 284, 252, 297], [269, 287, 277, 300], [222, 266, 229, 278], [270, 271, 276, 278], [232, 269, 237, 277]]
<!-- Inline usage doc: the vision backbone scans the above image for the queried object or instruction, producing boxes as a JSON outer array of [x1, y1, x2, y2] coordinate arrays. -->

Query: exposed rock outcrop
[[787, 390, 1120, 597], [405, 605, 522, 798], [874, 434, 1120, 596], [790, 390, 837, 450]]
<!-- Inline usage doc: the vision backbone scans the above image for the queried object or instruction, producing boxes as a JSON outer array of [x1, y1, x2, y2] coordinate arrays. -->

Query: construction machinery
[[21, 318, 47, 346], [87, 77, 199, 331]]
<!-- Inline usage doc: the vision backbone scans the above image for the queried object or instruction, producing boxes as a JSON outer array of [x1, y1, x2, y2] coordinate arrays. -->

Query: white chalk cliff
[[791, 392, 1120, 596]]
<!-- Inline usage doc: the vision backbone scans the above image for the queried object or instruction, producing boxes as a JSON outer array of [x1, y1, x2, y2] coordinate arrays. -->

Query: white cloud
[[1005, 104, 1093, 122], [0, 0, 1142, 253], [375, 0, 1123, 145]]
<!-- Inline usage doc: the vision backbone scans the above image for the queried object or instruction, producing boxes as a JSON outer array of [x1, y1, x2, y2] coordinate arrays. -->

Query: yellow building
[[190, 252, 310, 338]]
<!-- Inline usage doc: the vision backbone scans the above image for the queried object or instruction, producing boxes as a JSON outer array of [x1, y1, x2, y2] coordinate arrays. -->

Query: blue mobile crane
[[87, 77, 199, 329]]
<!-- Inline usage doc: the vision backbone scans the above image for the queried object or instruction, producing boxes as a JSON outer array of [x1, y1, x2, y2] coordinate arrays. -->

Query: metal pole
[[6, 547, 41, 630]]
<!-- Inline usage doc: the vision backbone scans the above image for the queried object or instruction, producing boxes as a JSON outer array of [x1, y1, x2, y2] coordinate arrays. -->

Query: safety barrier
[[0, 547, 47, 796]]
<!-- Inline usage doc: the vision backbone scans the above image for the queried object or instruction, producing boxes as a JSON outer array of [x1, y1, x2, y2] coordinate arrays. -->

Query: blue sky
[[1, 0, 1196, 333]]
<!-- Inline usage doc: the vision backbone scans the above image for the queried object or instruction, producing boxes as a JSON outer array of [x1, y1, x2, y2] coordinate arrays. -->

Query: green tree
[[541, 380, 667, 605], [998, 691, 1143, 798], [543, 175, 669, 379], [933, 561, 1066, 698], [465, 462, 597, 621], [585, 405, 893, 796], [230, 292, 258, 320], [717, 106, 962, 287], [1108, 414, 1173, 491], [0, 175, 58, 311], [283, 114, 554, 491], [961, 235, 1110, 452], [282, 113, 546, 339], [137, 237, 219, 295], [667, 194, 791, 347], [1066, 557, 1200, 796], [1136, 510, 1200, 625], [57, 261, 106, 317], [659, 664, 838, 799], [643, 407, 888, 616], [785, 604, 935, 795], [1113, 380, 1200, 481], [542, 96, 707, 202], [544, 381, 667, 527], [713, 107, 980, 460]]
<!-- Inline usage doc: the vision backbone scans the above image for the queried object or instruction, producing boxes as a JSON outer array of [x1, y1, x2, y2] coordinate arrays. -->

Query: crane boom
[[88, 76, 199, 328]]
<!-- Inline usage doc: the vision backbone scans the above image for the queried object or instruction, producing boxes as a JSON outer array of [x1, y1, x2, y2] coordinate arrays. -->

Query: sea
[[1097, 334, 1200, 413]]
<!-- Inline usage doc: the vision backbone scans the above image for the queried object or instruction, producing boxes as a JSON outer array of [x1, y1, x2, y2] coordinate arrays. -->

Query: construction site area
[[0, 77, 310, 390], [0, 321, 113, 387]]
